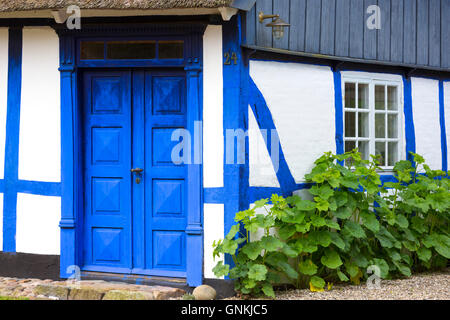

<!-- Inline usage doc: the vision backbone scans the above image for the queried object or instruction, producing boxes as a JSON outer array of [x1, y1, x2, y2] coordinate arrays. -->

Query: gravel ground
[[226, 268, 450, 300]]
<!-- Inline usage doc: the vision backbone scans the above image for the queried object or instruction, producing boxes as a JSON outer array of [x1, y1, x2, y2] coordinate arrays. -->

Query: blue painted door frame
[[54, 23, 206, 286]]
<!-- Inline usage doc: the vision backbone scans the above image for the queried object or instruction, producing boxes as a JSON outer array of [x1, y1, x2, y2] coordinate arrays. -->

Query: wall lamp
[[258, 11, 290, 40]]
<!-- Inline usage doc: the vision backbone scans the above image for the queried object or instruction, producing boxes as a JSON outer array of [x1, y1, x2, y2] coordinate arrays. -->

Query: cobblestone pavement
[[0, 277, 185, 300]]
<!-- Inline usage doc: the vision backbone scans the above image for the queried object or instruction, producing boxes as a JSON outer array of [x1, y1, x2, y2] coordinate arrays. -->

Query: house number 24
[[224, 52, 238, 65]]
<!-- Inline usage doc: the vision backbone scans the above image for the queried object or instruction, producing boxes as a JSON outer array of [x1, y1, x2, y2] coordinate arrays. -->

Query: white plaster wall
[[16, 193, 61, 255], [203, 25, 224, 188], [0, 28, 8, 180], [19, 27, 60, 182], [249, 61, 336, 184], [444, 81, 450, 170], [411, 77, 442, 170], [203, 203, 224, 279], [249, 106, 279, 187]]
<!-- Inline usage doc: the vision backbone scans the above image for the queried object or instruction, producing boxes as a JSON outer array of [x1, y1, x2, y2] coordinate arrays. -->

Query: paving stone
[[152, 286, 185, 300], [103, 290, 154, 300], [33, 284, 70, 300], [68, 288, 105, 300]]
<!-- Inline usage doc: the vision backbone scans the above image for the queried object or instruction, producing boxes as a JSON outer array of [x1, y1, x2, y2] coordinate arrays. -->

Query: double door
[[82, 69, 188, 278]]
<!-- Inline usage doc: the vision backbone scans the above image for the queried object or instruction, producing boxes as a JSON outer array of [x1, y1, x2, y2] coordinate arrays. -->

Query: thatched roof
[[0, 0, 235, 12]]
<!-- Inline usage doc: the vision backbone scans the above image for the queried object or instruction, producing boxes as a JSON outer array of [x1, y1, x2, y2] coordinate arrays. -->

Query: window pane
[[358, 112, 369, 137], [388, 86, 398, 110], [106, 41, 156, 60], [358, 141, 369, 160], [375, 114, 386, 138], [345, 112, 356, 137], [375, 85, 386, 110], [358, 84, 369, 109], [158, 41, 184, 59], [345, 83, 356, 108], [80, 41, 104, 60], [345, 141, 356, 167], [376, 142, 386, 166], [388, 142, 398, 166], [388, 114, 398, 138], [345, 140, 356, 153]]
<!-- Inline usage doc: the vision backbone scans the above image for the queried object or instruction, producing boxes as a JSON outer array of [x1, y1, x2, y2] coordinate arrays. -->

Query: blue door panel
[[83, 71, 133, 271], [143, 72, 187, 273]]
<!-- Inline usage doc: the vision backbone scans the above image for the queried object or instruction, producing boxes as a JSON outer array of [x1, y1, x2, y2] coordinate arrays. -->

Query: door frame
[[54, 22, 206, 286]]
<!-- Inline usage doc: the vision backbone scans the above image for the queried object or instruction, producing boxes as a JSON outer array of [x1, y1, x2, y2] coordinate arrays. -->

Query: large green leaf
[[241, 241, 261, 260], [334, 206, 353, 219], [278, 261, 299, 279], [295, 238, 318, 253], [294, 199, 316, 211], [329, 232, 346, 250], [212, 261, 230, 278], [298, 259, 318, 276], [344, 261, 360, 278], [371, 258, 389, 279], [278, 224, 296, 240], [310, 276, 326, 289], [325, 219, 341, 230], [337, 269, 349, 282], [226, 224, 240, 240], [343, 221, 366, 239], [309, 230, 332, 247], [222, 238, 239, 254], [417, 247, 432, 262], [360, 212, 380, 233], [311, 215, 326, 227], [395, 214, 409, 229], [260, 236, 284, 252], [321, 248, 343, 269], [262, 283, 275, 298]]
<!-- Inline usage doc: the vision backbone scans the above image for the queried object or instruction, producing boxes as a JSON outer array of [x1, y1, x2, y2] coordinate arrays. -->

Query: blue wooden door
[[83, 70, 187, 278], [82, 71, 133, 273], [132, 71, 187, 278]]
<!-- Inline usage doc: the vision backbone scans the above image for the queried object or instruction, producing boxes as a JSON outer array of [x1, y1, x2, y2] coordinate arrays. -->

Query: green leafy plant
[[212, 150, 449, 298]]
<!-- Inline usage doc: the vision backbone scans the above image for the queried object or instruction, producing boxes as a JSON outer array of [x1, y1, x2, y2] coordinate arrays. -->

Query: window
[[80, 40, 184, 61], [343, 76, 403, 169]]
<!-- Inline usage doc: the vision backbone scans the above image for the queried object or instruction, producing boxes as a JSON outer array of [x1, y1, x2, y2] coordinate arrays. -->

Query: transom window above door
[[80, 40, 184, 61], [342, 75, 403, 169]]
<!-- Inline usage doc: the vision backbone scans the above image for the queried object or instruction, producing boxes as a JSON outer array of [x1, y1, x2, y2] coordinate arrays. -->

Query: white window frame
[[341, 72, 405, 171]]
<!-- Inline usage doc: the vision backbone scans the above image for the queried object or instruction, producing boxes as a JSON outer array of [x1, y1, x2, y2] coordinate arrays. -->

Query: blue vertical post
[[403, 77, 416, 162], [333, 69, 344, 155], [222, 14, 250, 268], [439, 80, 447, 172], [3, 27, 22, 253]]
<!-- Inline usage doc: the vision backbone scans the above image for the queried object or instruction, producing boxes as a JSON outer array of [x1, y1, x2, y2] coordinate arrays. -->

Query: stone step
[[0, 277, 185, 300]]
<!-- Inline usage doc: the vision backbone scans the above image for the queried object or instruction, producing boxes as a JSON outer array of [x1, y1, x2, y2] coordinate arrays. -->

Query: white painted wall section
[[411, 77, 442, 170], [16, 193, 61, 255], [250, 61, 336, 184], [249, 106, 279, 187], [19, 27, 61, 182], [203, 25, 224, 188], [203, 203, 224, 279], [0, 28, 8, 181], [444, 81, 450, 170]]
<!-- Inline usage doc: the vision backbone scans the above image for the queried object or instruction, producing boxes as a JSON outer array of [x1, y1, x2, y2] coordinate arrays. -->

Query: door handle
[[131, 168, 143, 184]]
